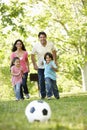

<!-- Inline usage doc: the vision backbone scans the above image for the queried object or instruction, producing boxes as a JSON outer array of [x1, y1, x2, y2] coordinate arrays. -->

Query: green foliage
[[0, 0, 87, 97]]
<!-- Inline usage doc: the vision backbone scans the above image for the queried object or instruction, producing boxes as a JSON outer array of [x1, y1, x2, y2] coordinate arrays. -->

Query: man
[[31, 32, 57, 99]]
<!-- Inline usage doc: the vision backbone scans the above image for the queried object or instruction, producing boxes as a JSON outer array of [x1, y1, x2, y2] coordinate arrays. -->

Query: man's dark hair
[[38, 31, 47, 38]]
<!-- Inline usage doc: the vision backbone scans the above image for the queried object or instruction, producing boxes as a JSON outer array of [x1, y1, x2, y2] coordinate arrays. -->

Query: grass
[[0, 66, 86, 129], [0, 93, 87, 130]]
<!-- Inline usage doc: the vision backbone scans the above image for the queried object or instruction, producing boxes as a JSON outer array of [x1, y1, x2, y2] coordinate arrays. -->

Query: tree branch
[[53, 19, 69, 35]]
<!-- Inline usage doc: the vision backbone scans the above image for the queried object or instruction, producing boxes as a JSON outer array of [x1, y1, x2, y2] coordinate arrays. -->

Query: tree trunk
[[81, 62, 87, 91]]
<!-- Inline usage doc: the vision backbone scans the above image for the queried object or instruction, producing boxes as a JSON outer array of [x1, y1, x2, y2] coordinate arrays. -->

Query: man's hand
[[34, 64, 38, 70]]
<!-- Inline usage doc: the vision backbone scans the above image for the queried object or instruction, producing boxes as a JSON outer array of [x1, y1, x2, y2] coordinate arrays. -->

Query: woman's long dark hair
[[12, 39, 26, 52]]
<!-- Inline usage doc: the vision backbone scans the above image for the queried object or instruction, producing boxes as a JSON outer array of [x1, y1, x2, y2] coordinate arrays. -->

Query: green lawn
[[0, 93, 87, 130]]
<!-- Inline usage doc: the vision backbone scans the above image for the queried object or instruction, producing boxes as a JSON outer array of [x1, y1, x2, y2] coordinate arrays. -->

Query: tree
[[0, 0, 87, 96]]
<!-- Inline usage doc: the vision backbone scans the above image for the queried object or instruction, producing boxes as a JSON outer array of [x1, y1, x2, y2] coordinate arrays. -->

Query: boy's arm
[[52, 66, 58, 72], [52, 50, 58, 66], [51, 61, 58, 72]]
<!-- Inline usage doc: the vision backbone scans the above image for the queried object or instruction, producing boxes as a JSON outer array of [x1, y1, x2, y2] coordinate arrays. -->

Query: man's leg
[[38, 69, 46, 98]]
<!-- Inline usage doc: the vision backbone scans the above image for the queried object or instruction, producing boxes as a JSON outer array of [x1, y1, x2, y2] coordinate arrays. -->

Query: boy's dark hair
[[10, 57, 20, 68], [12, 39, 26, 52], [38, 31, 47, 38], [44, 52, 53, 61]]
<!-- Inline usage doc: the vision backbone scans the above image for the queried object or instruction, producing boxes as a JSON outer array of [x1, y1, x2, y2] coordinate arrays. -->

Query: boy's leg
[[45, 78, 53, 98], [52, 80, 60, 99]]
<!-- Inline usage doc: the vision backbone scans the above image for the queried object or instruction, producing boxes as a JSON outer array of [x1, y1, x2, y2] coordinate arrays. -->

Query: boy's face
[[14, 59, 20, 67], [46, 55, 51, 63]]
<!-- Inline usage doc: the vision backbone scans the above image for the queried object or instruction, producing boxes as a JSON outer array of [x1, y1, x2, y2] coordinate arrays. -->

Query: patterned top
[[11, 66, 23, 86], [11, 51, 28, 73]]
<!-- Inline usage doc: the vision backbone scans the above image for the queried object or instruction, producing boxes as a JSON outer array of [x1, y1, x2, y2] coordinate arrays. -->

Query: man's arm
[[31, 54, 38, 70]]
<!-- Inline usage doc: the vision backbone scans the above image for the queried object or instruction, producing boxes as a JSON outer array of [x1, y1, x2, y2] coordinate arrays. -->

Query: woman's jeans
[[38, 69, 46, 98], [20, 72, 29, 98], [14, 83, 21, 100], [45, 77, 59, 98]]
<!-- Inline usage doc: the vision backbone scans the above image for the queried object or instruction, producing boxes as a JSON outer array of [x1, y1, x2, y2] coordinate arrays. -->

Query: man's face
[[39, 34, 47, 45]]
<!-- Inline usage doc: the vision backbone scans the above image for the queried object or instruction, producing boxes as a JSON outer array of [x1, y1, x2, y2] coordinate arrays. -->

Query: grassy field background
[[0, 93, 87, 130]]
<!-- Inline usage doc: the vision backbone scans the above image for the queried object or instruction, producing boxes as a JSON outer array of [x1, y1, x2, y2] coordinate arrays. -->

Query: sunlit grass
[[0, 66, 87, 130], [0, 94, 87, 130]]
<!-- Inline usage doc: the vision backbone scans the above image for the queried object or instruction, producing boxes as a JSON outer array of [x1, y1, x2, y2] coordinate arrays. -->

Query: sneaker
[[15, 98, 19, 101], [26, 94, 30, 99], [47, 97, 52, 100], [41, 96, 46, 99], [20, 98, 24, 100], [55, 96, 60, 99]]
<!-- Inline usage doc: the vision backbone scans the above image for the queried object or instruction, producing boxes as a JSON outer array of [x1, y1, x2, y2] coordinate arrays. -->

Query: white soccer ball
[[25, 100, 51, 123]]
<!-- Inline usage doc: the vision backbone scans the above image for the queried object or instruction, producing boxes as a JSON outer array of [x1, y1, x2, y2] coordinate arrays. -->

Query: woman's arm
[[26, 58, 30, 72]]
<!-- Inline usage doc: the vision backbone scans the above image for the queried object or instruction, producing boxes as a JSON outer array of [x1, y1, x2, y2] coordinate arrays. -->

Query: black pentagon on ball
[[30, 107, 35, 113], [37, 100, 44, 103], [42, 109, 48, 115]]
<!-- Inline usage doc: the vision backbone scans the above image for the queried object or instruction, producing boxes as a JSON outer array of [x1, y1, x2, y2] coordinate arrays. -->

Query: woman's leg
[[20, 85, 24, 99], [22, 72, 29, 98]]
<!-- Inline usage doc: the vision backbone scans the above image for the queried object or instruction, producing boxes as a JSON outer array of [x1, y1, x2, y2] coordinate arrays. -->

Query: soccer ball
[[25, 100, 51, 123]]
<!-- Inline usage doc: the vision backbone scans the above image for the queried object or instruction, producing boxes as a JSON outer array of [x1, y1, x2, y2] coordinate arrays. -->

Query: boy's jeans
[[45, 77, 59, 98], [14, 83, 21, 100]]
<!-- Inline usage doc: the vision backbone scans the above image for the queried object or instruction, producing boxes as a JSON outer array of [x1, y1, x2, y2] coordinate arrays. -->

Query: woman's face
[[15, 41, 22, 49]]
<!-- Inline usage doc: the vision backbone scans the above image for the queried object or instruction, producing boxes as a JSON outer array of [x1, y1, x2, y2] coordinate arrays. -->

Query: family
[[10, 31, 60, 101]]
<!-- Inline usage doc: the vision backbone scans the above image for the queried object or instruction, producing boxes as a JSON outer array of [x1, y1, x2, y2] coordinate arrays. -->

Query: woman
[[10, 39, 30, 99]]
